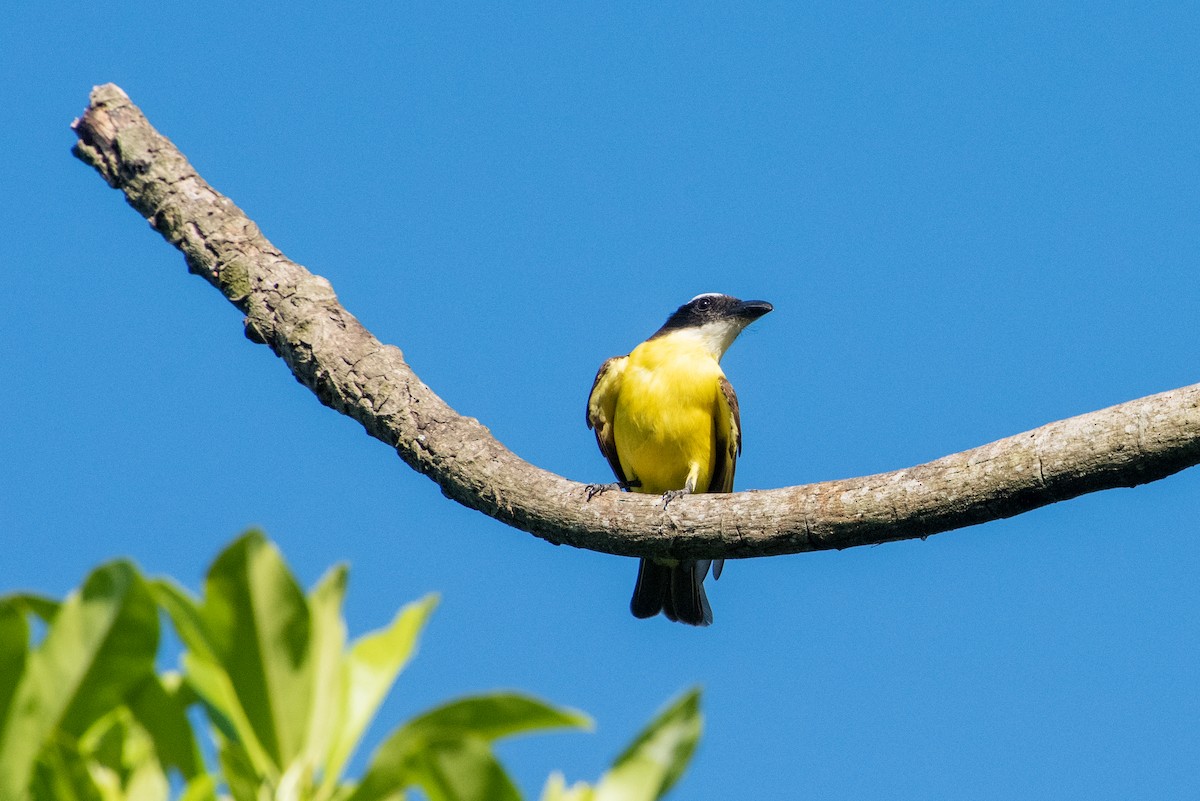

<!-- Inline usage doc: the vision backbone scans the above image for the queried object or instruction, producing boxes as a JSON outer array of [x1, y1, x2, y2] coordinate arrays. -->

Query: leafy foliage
[[0, 532, 703, 801], [540, 690, 701, 801]]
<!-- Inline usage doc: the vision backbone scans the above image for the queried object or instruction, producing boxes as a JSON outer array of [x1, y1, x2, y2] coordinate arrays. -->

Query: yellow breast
[[612, 335, 726, 495]]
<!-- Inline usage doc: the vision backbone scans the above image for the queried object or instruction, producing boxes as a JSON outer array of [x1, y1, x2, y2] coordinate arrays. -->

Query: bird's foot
[[585, 479, 640, 501], [585, 483, 615, 500], [661, 488, 691, 509]]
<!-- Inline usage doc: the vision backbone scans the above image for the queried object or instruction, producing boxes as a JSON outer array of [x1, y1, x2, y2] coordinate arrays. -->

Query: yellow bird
[[587, 293, 772, 625]]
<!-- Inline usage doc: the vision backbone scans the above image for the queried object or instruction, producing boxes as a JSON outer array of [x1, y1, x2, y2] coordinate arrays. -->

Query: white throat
[[669, 319, 748, 360]]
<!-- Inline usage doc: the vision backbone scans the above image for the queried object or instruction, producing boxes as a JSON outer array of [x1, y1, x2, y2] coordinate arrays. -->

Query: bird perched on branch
[[586, 293, 772, 625]]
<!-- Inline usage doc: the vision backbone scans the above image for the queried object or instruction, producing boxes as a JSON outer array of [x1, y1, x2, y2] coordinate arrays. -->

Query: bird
[[586, 293, 772, 625]]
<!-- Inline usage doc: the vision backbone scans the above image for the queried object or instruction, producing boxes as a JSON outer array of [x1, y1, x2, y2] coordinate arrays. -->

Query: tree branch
[[71, 83, 1200, 561]]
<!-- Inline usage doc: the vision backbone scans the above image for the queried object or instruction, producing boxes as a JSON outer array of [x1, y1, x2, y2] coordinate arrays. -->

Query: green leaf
[[350, 694, 589, 801], [0, 593, 59, 729], [147, 579, 217, 665], [78, 708, 129, 777], [401, 694, 592, 744], [539, 772, 594, 801], [180, 652, 275, 782], [0, 561, 158, 800], [29, 736, 101, 801], [216, 736, 262, 801], [0, 600, 30, 732], [57, 568, 158, 738], [300, 564, 349, 789], [125, 672, 203, 781], [77, 706, 170, 801], [408, 736, 522, 801], [593, 689, 702, 801], [120, 755, 169, 801], [176, 774, 219, 801], [201, 531, 315, 769], [0, 594, 60, 625], [320, 593, 439, 787], [159, 534, 441, 799]]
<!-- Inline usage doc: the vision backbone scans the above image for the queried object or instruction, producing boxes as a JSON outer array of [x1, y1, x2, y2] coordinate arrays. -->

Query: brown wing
[[709, 375, 742, 494], [586, 355, 629, 484]]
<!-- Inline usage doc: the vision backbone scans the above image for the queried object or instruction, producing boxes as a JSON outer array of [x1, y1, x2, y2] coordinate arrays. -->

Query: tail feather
[[630, 558, 670, 619], [630, 558, 713, 626]]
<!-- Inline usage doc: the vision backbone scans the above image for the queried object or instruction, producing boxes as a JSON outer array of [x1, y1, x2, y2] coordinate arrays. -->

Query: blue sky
[[4, 2, 1200, 798]]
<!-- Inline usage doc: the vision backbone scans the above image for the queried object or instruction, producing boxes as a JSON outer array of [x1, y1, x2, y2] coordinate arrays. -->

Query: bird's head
[[651, 293, 773, 358]]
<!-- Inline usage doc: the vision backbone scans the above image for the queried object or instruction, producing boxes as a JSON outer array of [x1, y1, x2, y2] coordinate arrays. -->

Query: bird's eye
[[696, 297, 712, 310]]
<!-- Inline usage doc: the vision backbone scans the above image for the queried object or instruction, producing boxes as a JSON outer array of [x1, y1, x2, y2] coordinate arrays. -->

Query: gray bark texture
[[71, 83, 1200, 560]]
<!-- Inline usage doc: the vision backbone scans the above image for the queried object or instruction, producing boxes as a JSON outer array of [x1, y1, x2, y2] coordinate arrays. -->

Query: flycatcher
[[586, 293, 772, 625]]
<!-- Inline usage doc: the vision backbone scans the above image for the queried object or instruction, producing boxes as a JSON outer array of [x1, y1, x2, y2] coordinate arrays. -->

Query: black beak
[[737, 299, 773, 321]]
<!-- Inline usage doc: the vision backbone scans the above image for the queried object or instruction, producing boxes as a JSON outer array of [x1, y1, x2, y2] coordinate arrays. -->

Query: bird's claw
[[586, 479, 642, 501], [585, 483, 614, 501], [661, 488, 690, 509]]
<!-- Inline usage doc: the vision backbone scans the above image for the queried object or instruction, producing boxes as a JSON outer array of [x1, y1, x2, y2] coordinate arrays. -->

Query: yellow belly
[[612, 342, 723, 495]]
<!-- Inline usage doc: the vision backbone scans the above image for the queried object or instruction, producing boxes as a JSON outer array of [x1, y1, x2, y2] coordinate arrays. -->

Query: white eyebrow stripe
[[688, 292, 724, 302]]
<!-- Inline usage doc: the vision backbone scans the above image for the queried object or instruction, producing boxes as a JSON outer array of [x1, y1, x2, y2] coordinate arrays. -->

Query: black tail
[[630, 558, 714, 626]]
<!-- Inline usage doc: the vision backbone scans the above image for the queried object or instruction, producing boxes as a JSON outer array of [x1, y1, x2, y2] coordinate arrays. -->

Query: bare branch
[[71, 83, 1200, 561]]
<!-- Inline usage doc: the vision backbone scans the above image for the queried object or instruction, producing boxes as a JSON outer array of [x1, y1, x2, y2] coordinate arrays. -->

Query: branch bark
[[71, 83, 1200, 561]]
